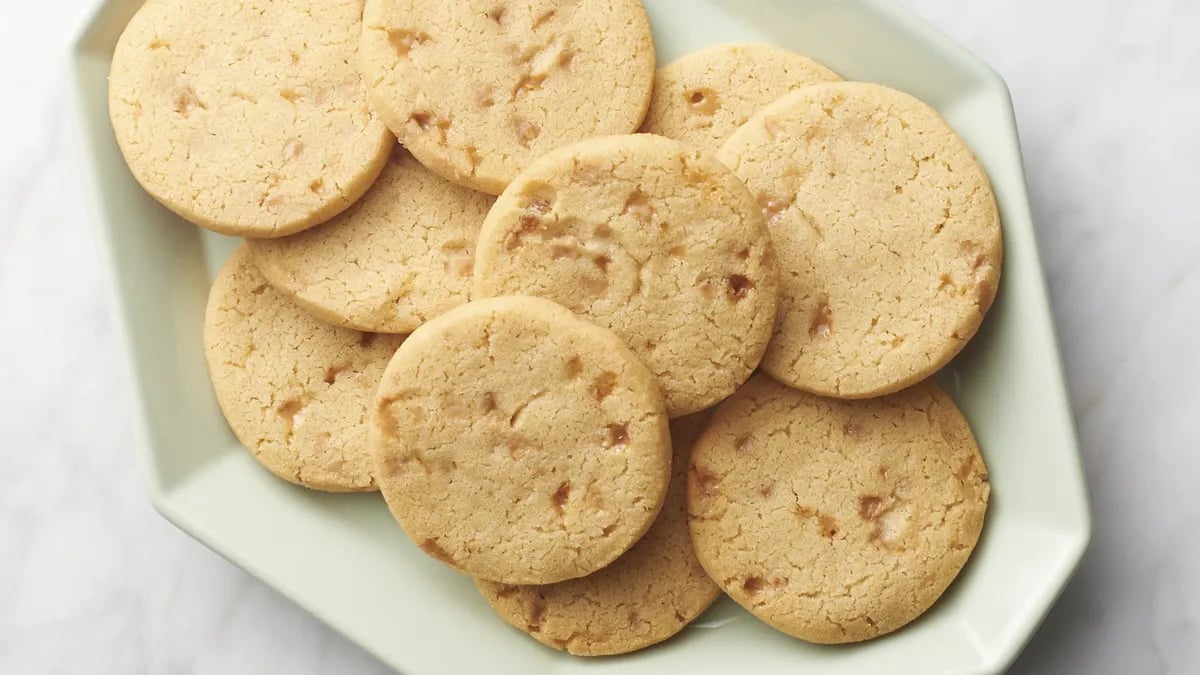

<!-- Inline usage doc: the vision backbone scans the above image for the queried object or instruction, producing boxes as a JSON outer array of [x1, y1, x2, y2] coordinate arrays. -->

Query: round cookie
[[717, 82, 1002, 398], [476, 410, 722, 656], [371, 296, 671, 585], [203, 246, 405, 491], [109, 0, 393, 237], [472, 134, 779, 418], [643, 43, 841, 151], [246, 147, 495, 334], [360, 0, 655, 194], [687, 375, 990, 644]]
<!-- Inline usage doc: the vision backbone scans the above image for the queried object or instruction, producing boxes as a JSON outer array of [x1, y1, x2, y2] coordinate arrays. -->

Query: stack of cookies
[[109, 0, 999, 656]]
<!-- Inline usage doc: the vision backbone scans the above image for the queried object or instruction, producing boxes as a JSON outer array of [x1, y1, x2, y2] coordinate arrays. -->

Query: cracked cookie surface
[[247, 146, 495, 334], [203, 245, 405, 491], [371, 296, 670, 585], [109, 0, 393, 237], [687, 374, 990, 644], [359, 0, 655, 194], [642, 42, 841, 151], [476, 410, 721, 655], [717, 82, 1002, 398], [473, 134, 779, 417]]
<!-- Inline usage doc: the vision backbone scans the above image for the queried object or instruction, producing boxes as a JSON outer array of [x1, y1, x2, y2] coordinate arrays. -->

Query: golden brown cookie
[[476, 410, 722, 656], [246, 147, 495, 334], [203, 246, 405, 491], [717, 82, 1002, 398], [687, 375, 990, 644], [359, 0, 655, 194], [473, 134, 779, 418], [642, 43, 841, 150], [371, 296, 671, 585], [109, 0, 393, 237]]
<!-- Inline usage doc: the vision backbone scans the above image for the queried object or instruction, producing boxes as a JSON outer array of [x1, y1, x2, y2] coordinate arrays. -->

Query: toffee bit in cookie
[[514, 73, 547, 98], [552, 481, 571, 514], [465, 145, 484, 170], [623, 190, 655, 221], [386, 28, 429, 56], [819, 514, 838, 538], [564, 355, 583, 379], [516, 119, 541, 147], [410, 111, 432, 130], [277, 397, 307, 423], [728, 274, 754, 300], [482, 391, 498, 414], [687, 88, 720, 115], [604, 423, 629, 449], [474, 86, 496, 108], [742, 576, 764, 595], [858, 495, 885, 520], [420, 538, 457, 565], [763, 117, 784, 141], [809, 299, 833, 338], [283, 140, 304, 160], [323, 364, 347, 385], [172, 84, 203, 117], [592, 371, 617, 401], [533, 8, 557, 29], [692, 467, 720, 496]]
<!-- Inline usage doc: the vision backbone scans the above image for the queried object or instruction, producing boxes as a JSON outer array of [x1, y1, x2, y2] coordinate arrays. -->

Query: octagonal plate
[[71, 0, 1090, 673]]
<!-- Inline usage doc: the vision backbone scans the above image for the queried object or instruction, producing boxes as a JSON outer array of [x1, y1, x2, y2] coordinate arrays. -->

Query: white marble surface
[[1, 0, 1197, 672]]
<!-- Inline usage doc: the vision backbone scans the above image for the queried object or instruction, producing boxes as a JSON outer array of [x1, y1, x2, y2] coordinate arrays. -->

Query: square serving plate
[[71, 0, 1091, 673]]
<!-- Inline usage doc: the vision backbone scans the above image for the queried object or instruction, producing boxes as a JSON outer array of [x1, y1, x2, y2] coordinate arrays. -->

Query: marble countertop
[[2, 0, 1197, 672]]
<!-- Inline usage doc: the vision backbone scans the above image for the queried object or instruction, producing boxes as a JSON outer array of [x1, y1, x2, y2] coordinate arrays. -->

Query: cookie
[[716, 82, 1002, 398], [472, 134, 779, 418], [359, 0, 655, 194], [371, 296, 671, 584], [687, 375, 990, 644], [476, 410, 722, 656], [642, 43, 841, 150], [246, 147, 495, 334], [109, 0, 393, 237], [203, 246, 405, 491]]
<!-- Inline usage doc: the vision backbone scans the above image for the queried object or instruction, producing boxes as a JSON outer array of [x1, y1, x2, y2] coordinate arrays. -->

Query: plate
[[70, 1, 1090, 673]]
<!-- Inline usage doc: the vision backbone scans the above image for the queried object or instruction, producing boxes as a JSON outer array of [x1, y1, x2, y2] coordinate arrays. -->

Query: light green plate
[[71, 1, 1090, 673]]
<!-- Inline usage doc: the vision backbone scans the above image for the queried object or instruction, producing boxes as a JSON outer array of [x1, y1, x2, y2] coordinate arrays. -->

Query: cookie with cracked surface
[[687, 374, 990, 644], [203, 246, 405, 491], [476, 410, 721, 655], [717, 82, 1002, 398], [472, 134, 779, 418], [371, 296, 671, 584], [359, 0, 655, 194], [642, 43, 841, 151], [108, 0, 392, 237], [247, 147, 495, 334]]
